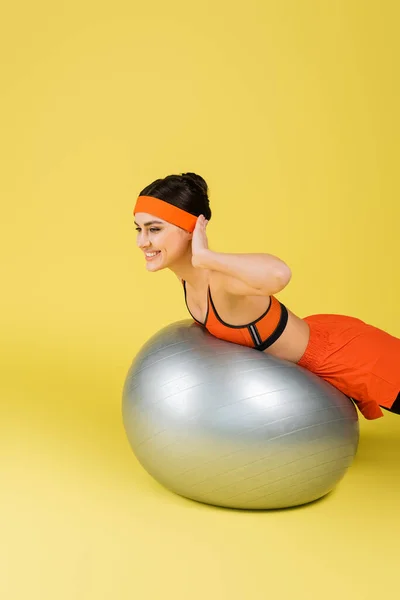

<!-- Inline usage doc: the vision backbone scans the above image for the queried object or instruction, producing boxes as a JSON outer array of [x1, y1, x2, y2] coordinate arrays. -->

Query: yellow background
[[1, 1, 399, 599]]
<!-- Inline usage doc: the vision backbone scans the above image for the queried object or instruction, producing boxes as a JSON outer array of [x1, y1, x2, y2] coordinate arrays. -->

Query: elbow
[[279, 263, 292, 288], [274, 265, 292, 293], [262, 264, 292, 295]]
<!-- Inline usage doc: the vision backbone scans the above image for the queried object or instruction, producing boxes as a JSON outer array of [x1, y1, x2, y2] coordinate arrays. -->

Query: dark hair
[[139, 172, 212, 221]]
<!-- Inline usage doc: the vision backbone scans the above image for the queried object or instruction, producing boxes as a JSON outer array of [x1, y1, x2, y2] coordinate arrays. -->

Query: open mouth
[[144, 251, 161, 261]]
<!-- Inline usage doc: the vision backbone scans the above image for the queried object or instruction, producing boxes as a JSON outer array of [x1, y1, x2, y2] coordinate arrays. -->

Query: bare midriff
[[264, 309, 310, 363]]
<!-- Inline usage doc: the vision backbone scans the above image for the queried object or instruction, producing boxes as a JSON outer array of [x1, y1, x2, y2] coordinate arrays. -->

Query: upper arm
[[209, 271, 288, 297]]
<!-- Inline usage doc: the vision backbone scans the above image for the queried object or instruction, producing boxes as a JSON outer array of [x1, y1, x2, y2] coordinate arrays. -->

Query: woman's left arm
[[191, 215, 291, 296], [193, 249, 292, 296]]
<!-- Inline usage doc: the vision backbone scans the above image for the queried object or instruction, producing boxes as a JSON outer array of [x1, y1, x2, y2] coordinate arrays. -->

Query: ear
[[185, 229, 193, 240]]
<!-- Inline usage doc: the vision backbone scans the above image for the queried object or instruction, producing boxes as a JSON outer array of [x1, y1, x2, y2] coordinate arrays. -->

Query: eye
[[135, 226, 161, 233]]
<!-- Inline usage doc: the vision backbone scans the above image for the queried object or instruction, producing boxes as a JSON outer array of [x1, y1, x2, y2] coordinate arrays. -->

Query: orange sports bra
[[182, 280, 289, 351]]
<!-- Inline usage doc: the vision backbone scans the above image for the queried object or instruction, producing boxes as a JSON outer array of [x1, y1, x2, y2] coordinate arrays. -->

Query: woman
[[133, 172, 400, 421]]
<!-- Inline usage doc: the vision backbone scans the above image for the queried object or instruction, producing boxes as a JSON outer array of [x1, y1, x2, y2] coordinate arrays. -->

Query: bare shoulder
[[209, 271, 272, 324]]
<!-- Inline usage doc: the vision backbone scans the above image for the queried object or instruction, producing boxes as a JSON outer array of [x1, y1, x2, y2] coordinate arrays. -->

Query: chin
[[145, 261, 166, 272]]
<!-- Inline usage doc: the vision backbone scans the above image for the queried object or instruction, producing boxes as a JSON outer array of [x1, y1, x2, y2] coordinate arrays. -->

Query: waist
[[263, 310, 311, 362]]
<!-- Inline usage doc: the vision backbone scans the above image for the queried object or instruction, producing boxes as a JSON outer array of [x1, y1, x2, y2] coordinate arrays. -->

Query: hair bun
[[181, 172, 208, 196], [139, 172, 212, 221]]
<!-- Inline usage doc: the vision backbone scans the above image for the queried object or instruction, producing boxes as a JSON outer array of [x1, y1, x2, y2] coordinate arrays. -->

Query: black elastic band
[[256, 304, 289, 351]]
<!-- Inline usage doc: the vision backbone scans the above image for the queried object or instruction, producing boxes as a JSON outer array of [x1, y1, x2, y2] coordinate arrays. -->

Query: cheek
[[175, 236, 190, 254], [163, 232, 188, 254]]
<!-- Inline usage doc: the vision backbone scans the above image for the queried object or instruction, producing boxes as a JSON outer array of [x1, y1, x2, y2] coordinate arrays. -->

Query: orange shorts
[[297, 314, 400, 420]]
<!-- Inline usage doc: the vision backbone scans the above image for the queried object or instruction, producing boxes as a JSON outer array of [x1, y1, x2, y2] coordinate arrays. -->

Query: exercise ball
[[122, 320, 359, 510]]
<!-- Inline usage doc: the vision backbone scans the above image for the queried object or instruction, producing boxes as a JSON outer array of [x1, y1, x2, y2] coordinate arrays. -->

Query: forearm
[[193, 250, 291, 292]]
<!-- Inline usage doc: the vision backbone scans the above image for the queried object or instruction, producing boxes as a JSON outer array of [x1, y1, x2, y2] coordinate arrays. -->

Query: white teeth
[[145, 251, 159, 257]]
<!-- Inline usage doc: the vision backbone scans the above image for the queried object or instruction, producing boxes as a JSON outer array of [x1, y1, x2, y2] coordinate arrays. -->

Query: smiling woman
[[132, 172, 400, 422]]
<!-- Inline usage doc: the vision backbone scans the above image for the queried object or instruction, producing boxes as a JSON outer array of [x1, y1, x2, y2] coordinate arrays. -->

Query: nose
[[137, 231, 151, 249]]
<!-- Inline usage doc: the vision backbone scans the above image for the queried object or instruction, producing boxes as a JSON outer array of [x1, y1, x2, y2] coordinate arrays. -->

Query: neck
[[168, 248, 209, 290]]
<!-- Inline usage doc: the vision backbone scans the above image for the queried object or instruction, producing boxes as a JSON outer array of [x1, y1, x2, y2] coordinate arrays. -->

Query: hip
[[297, 313, 400, 413]]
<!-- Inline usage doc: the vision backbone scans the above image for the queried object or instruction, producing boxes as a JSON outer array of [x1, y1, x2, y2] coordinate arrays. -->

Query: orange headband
[[133, 195, 197, 232]]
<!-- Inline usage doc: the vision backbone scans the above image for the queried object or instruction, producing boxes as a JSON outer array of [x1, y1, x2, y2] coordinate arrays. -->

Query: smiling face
[[134, 212, 193, 272]]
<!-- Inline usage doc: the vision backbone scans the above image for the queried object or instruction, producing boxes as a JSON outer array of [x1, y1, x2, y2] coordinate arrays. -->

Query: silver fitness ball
[[122, 320, 359, 509]]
